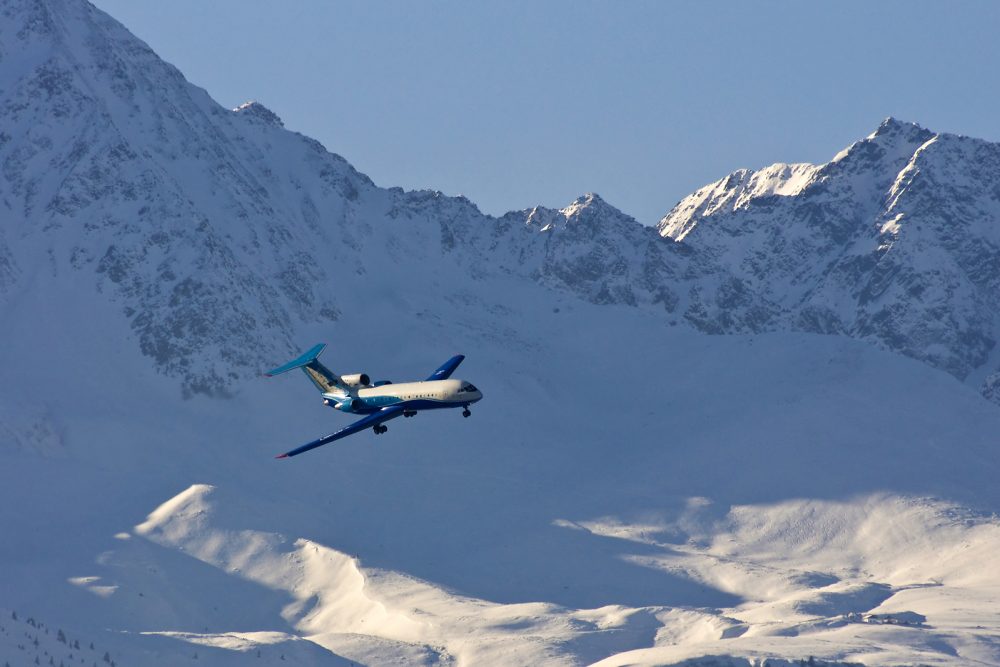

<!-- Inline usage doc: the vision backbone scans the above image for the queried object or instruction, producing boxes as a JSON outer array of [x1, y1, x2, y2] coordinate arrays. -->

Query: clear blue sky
[[92, 0, 1000, 225]]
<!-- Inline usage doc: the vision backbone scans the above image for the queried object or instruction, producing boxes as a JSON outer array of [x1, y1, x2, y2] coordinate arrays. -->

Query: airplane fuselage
[[323, 378, 482, 414]]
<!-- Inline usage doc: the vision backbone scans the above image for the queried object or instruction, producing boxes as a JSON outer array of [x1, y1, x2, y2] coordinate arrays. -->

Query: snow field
[[6, 290, 1000, 665]]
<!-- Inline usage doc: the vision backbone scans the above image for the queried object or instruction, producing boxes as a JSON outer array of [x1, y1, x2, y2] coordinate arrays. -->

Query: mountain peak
[[513, 193, 638, 237], [233, 100, 284, 127], [877, 116, 905, 130], [867, 116, 932, 143], [560, 192, 628, 220], [577, 192, 604, 205]]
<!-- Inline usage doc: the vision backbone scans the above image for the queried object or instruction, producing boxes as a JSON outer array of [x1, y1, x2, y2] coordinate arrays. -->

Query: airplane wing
[[426, 354, 465, 381], [275, 406, 405, 459]]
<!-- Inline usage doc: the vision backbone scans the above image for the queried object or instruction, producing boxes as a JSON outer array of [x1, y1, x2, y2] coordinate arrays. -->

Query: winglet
[[266, 344, 327, 377]]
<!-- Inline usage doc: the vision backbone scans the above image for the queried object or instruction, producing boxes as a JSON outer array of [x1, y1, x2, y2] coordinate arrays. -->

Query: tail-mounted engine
[[336, 397, 364, 413], [340, 373, 370, 387]]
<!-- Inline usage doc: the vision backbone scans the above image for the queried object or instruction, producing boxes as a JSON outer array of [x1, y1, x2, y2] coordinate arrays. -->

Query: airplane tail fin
[[265, 343, 341, 393]]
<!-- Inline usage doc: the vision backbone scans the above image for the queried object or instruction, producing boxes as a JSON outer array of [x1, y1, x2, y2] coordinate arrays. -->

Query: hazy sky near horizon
[[92, 0, 1000, 225]]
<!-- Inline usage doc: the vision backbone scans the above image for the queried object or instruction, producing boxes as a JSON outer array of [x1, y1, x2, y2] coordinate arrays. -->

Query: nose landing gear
[[462, 408, 471, 418]]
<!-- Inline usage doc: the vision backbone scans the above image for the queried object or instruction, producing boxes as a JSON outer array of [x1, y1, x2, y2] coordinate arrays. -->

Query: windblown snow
[[3, 0, 1000, 665]]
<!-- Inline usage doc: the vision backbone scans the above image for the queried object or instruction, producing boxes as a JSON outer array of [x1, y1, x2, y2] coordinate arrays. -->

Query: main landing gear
[[462, 407, 471, 418], [373, 424, 388, 435], [403, 410, 417, 418]]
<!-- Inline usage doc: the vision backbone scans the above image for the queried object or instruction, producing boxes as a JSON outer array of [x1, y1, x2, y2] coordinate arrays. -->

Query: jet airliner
[[267, 344, 483, 458]]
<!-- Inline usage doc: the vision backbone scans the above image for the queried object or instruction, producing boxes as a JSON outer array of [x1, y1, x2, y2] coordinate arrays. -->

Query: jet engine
[[340, 373, 370, 387], [337, 397, 364, 412]]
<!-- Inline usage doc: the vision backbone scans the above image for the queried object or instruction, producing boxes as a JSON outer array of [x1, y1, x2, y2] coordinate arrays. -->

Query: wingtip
[[275, 453, 289, 459]]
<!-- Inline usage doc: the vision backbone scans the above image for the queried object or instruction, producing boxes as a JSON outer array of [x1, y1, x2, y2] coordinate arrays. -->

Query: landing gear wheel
[[403, 410, 416, 418], [373, 424, 388, 435], [462, 408, 471, 418]]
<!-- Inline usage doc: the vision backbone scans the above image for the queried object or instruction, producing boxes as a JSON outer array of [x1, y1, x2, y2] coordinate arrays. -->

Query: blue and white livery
[[266, 344, 483, 458]]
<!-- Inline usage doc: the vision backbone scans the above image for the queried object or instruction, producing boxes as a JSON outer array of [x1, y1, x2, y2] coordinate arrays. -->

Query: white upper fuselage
[[323, 378, 482, 413]]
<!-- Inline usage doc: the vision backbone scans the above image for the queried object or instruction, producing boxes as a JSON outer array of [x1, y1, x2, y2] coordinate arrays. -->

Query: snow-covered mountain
[[4, 0, 1000, 666], [8, 0, 999, 405], [660, 118, 1000, 400], [0, 0, 685, 397]]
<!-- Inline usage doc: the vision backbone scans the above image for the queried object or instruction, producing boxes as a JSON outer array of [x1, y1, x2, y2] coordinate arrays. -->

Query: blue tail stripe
[[265, 343, 327, 376]]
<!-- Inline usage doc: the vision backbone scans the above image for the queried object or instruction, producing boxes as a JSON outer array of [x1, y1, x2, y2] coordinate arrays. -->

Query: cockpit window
[[460, 383, 478, 393]]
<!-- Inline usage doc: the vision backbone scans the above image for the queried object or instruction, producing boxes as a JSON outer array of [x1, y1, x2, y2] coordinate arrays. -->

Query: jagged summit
[[657, 117, 1000, 394], [560, 192, 627, 220], [867, 116, 929, 140], [828, 117, 935, 168], [658, 117, 942, 242], [569, 192, 606, 206], [233, 100, 284, 127], [660, 119, 941, 243], [519, 192, 634, 231]]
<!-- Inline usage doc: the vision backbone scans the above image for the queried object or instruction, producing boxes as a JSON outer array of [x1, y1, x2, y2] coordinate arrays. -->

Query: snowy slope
[[6, 301, 1000, 666], [3, 0, 1000, 666]]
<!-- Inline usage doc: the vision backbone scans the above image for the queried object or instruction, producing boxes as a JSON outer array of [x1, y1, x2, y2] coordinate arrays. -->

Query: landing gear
[[403, 410, 417, 418], [373, 424, 388, 435], [462, 408, 471, 418]]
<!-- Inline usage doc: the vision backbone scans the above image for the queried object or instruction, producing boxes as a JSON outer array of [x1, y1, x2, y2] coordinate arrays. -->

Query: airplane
[[266, 344, 483, 459]]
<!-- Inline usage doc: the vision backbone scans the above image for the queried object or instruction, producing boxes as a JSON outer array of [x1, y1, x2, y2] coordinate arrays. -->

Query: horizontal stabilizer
[[265, 343, 327, 377]]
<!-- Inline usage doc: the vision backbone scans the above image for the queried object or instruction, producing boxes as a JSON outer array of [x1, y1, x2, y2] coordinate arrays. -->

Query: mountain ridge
[[7, 0, 1000, 403]]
